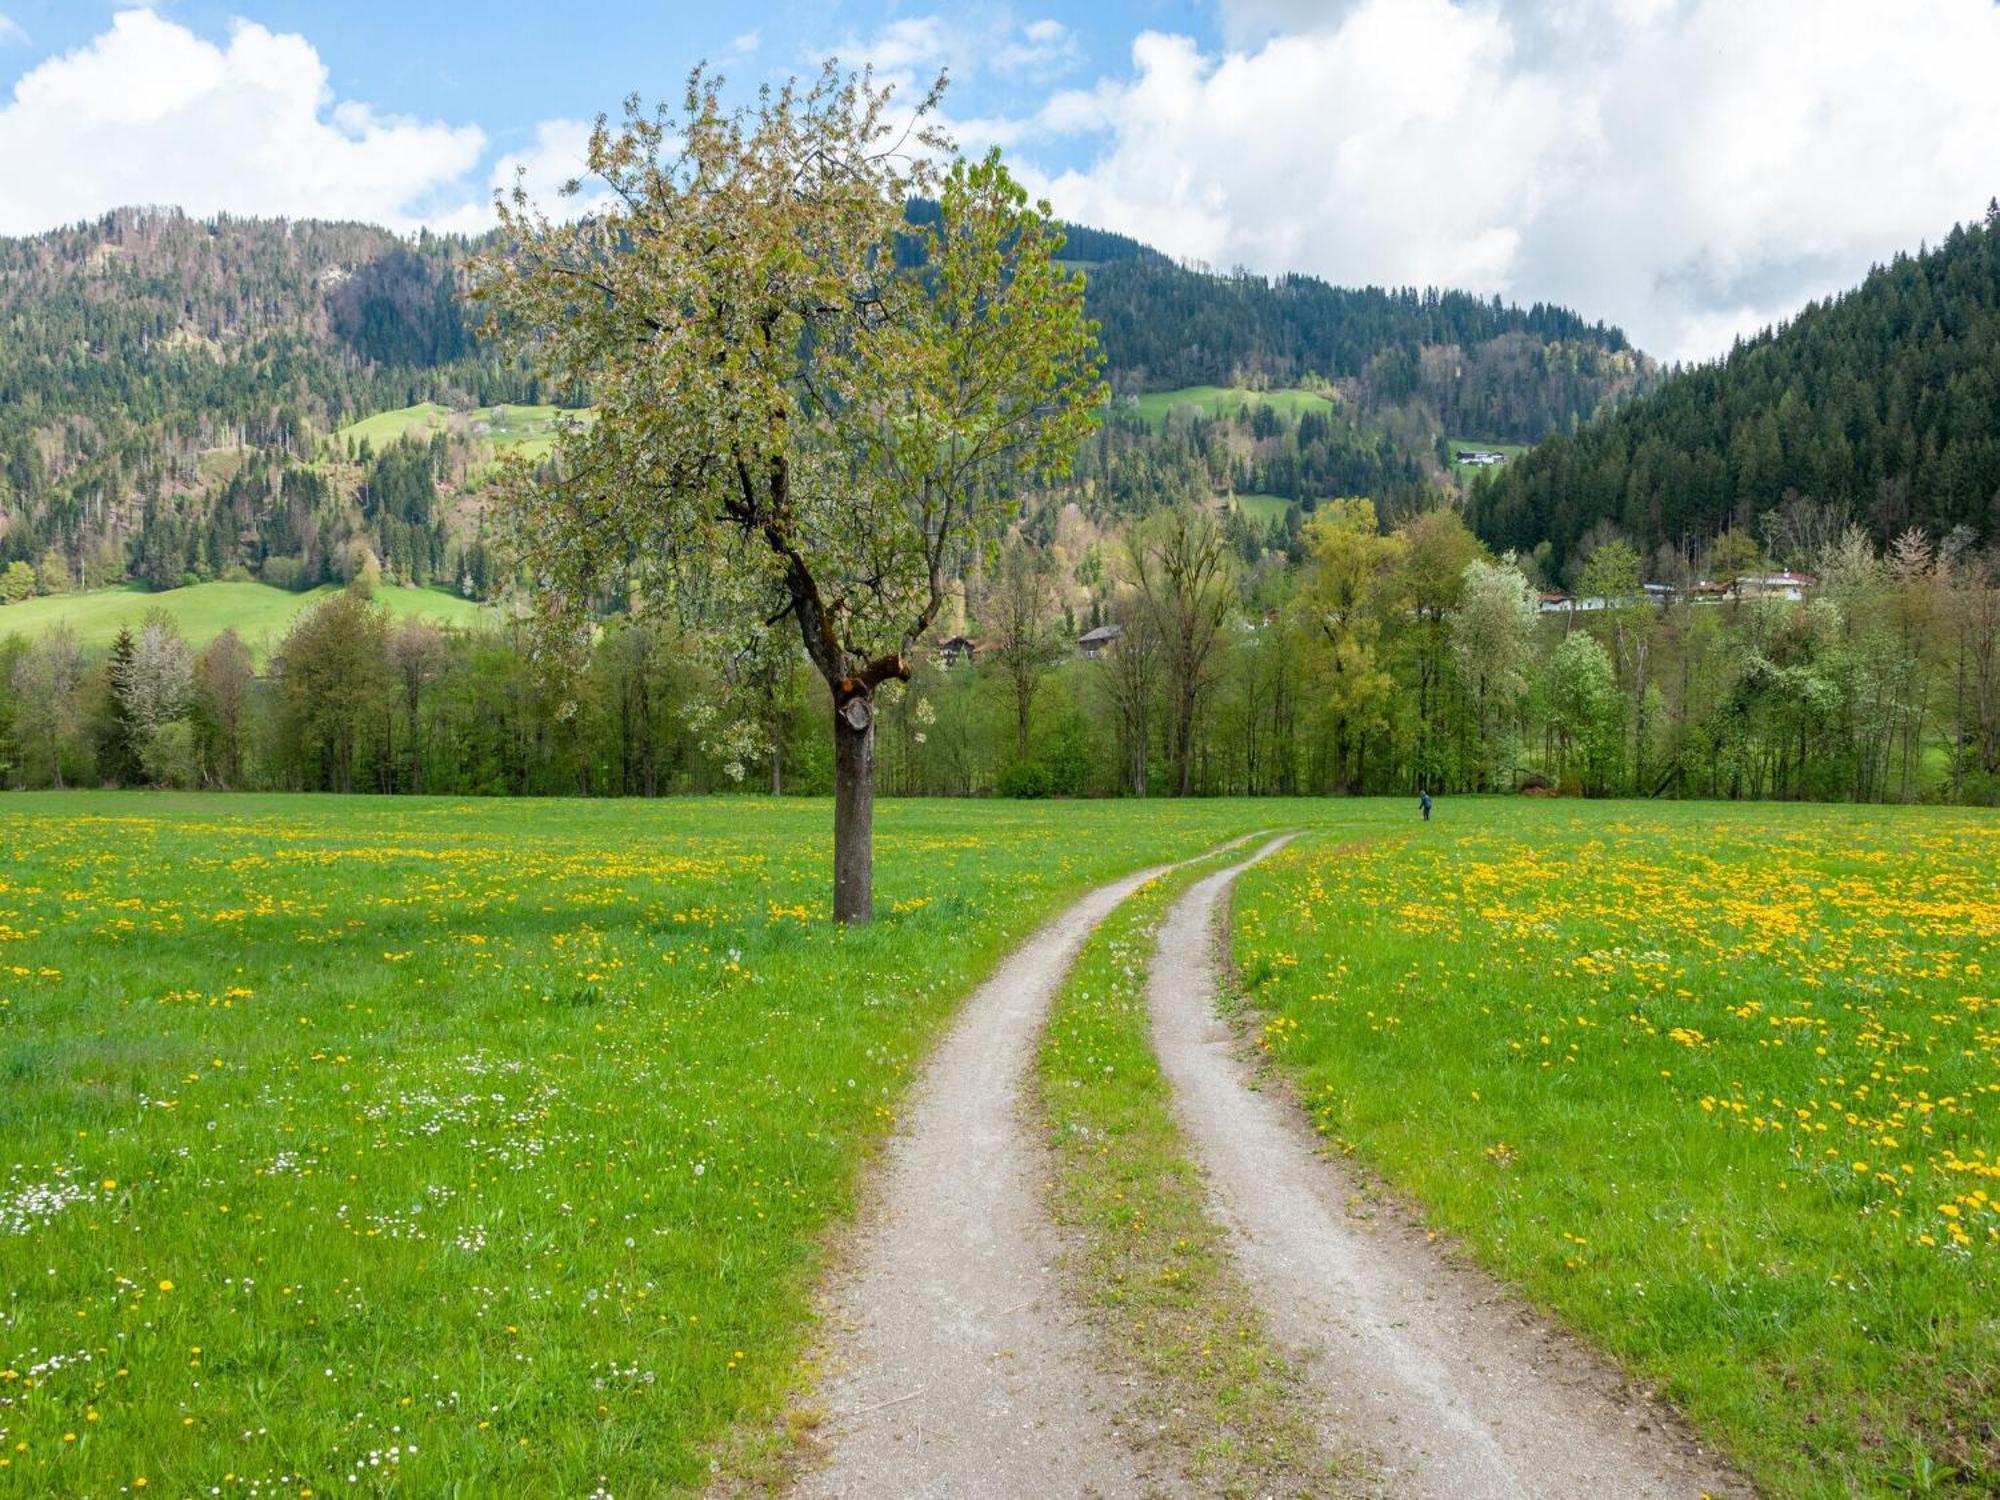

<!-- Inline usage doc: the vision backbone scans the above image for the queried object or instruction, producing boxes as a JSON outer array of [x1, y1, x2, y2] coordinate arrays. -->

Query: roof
[[1077, 623, 1124, 644]]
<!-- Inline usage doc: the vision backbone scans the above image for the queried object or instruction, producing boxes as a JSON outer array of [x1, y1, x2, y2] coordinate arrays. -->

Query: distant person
[[1419, 789, 1432, 822]]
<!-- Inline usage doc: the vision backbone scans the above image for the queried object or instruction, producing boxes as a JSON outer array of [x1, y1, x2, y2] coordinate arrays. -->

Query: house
[[1538, 591, 1573, 614], [1455, 448, 1508, 466], [1730, 571, 1817, 602], [1077, 623, 1123, 657], [935, 635, 977, 667]]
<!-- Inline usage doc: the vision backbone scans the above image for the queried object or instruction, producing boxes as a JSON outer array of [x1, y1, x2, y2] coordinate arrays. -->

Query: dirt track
[[1145, 836, 1751, 1500], [789, 851, 1246, 1499]]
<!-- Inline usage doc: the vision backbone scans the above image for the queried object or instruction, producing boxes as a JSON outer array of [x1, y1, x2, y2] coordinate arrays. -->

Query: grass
[[0, 792, 1283, 1497], [1037, 841, 1379, 1496], [1227, 494, 1295, 527], [1234, 799, 2000, 1498], [331, 403, 589, 464], [0, 582, 492, 659], [1126, 385, 1337, 432]]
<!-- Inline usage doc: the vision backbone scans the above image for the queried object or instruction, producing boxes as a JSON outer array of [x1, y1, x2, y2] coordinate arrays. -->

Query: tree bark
[[832, 690, 876, 925]]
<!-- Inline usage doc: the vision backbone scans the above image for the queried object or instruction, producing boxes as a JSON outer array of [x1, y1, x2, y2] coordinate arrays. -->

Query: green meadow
[[1126, 384, 1337, 431], [1235, 800, 2000, 1497], [0, 582, 490, 659], [3, 792, 1992, 1496], [1228, 493, 1295, 526], [331, 403, 589, 463], [0, 793, 1283, 1495]]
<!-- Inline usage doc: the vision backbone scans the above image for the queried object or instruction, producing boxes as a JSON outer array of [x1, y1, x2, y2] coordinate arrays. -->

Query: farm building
[[1077, 623, 1123, 657], [935, 634, 977, 667]]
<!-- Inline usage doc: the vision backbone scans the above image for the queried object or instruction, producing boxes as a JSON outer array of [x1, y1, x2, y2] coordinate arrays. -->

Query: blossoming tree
[[476, 66, 1103, 921]]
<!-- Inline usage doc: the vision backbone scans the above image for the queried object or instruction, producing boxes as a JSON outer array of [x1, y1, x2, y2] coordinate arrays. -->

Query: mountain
[[0, 208, 551, 594], [0, 204, 1643, 599], [1470, 202, 2000, 576], [1084, 257, 1640, 443]]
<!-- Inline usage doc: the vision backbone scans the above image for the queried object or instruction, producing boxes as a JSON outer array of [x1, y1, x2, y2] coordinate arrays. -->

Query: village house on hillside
[[1077, 623, 1123, 657], [934, 634, 977, 667], [1541, 572, 1820, 617], [1729, 571, 1816, 602]]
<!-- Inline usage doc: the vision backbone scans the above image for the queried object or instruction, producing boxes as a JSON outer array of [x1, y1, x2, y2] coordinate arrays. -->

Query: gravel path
[[791, 847, 1250, 1500], [1147, 836, 1753, 1500]]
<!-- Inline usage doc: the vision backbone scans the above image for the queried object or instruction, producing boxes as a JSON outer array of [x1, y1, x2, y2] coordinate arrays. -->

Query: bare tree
[[1097, 596, 1159, 796], [195, 629, 255, 788], [389, 619, 447, 793], [984, 537, 1064, 762], [1131, 507, 1234, 797]]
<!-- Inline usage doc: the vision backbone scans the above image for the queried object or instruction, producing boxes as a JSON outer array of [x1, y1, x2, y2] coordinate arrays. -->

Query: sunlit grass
[[0, 792, 1278, 1495], [0, 582, 488, 659], [1236, 800, 2000, 1497]]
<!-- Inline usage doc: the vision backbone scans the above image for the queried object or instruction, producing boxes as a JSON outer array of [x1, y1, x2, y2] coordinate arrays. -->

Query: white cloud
[[829, 13, 1081, 89], [1023, 0, 2000, 361], [0, 7, 484, 234], [838, 15, 953, 81], [730, 30, 762, 56], [994, 19, 1080, 73], [0, 14, 28, 47], [428, 116, 615, 234]]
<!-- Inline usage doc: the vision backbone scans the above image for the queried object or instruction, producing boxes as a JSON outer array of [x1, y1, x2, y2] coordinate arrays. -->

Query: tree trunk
[[832, 691, 876, 925], [1176, 696, 1196, 797]]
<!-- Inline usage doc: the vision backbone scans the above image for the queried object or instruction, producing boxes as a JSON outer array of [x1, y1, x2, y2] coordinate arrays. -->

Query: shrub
[[996, 759, 1053, 798], [140, 720, 199, 789]]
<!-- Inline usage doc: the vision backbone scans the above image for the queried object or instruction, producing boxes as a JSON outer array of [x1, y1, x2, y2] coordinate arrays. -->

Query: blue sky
[[0, 2, 1207, 179], [3, 2, 1999, 361]]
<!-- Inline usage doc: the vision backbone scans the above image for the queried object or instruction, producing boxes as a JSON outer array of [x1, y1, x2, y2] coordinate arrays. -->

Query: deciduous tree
[[476, 66, 1102, 921]]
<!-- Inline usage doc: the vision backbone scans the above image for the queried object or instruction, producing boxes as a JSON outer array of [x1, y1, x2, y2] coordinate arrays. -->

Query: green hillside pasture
[[0, 581, 490, 659], [332, 402, 590, 463], [0, 792, 1328, 1496], [1127, 385, 1337, 431], [1228, 493, 1294, 527], [1236, 800, 2000, 1498]]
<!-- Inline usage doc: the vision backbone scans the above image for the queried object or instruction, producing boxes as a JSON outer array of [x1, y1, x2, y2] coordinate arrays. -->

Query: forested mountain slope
[[1470, 202, 2000, 573], [0, 205, 1641, 600], [1086, 257, 1639, 441]]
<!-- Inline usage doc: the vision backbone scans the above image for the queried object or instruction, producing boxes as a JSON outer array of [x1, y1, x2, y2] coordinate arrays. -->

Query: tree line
[[6, 498, 1995, 806]]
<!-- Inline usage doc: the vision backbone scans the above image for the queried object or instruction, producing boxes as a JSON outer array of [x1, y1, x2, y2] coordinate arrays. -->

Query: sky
[[1, 1, 1997, 363]]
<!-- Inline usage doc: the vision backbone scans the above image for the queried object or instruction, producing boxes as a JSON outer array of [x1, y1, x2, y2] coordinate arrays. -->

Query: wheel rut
[[1145, 836, 1753, 1500]]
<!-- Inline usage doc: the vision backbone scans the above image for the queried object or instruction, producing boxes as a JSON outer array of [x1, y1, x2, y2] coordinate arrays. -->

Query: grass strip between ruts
[[1036, 843, 1371, 1498]]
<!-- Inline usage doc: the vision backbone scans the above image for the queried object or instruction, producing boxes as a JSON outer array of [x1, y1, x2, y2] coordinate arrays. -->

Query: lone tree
[[476, 66, 1102, 923]]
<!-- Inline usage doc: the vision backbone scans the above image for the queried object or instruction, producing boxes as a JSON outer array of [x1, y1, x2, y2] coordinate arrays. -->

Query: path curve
[[1147, 837, 1751, 1500], [792, 841, 1250, 1500]]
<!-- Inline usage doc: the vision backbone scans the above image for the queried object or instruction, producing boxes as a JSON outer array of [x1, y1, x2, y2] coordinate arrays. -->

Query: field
[[1126, 385, 1337, 431], [0, 582, 491, 658], [0, 792, 1277, 1496], [331, 403, 588, 463], [1227, 493, 1294, 526], [1235, 802, 2000, 1496], [5, 793, 1994, 1497]]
